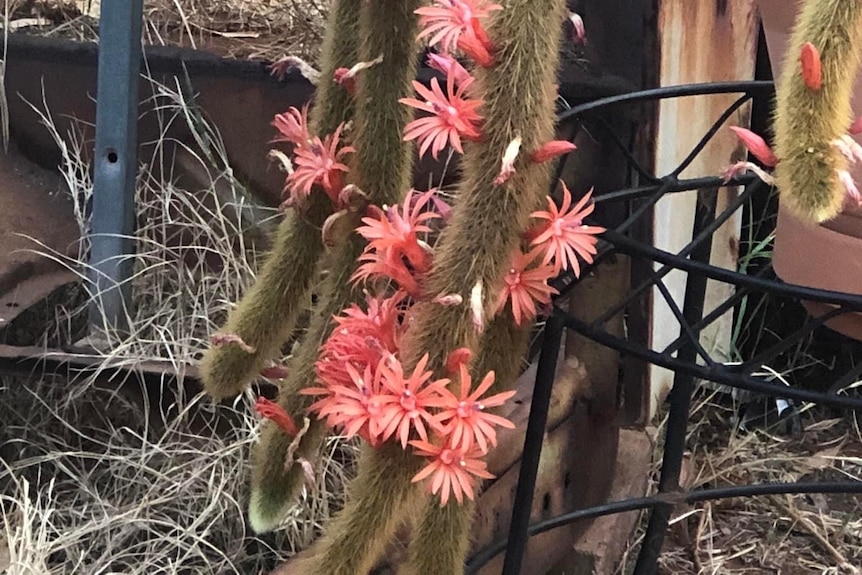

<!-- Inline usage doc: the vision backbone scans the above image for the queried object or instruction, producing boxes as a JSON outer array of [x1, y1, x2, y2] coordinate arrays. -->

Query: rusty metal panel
[[0, 142, 79, 328], [649, 0, 759, 420]]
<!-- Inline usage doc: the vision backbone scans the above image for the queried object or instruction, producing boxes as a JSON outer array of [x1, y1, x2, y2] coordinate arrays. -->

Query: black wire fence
[[468, 81, 862, 575]]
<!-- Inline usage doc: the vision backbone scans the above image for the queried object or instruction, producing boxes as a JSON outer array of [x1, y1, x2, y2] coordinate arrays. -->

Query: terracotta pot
[[772, 204, 862, 341], [756, 0, 862, 341]]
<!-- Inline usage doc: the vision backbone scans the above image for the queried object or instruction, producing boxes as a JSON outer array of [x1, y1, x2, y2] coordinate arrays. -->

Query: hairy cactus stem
[[773, 0, 862, 223], [248, 0, 423, 535], [304, 0, 570, 573], [198, 0, 361, 402]]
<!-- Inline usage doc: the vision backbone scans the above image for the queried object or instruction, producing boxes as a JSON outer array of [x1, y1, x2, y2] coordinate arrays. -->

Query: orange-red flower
[[352, 191, 444, 297], [375, 354, 450, 448], [429, 363, 516, 453], [729, 126, 778, 168], [400, 74, 484, 159], [255, 397, 299, 436], [527, 184, 604, 275], [530, 140, 577, 164], [415, 0, 501, 56], [494, 248, 559, 326], [286, 123, 354, 204], [352, 248, 425, 298], [313, 293, 403, 390], [271, 105, 311, 148], [356, 190, 439, 273], [334, 292, 405, 349], [410, 439, 495, 506], [456, 28, 495, 68], [303, 362, 393, 445]]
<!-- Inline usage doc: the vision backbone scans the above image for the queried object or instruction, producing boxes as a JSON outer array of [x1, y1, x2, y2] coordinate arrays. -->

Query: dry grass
[[613, 386, 862, 575], [0, 43, 357, 573], [0, 372, 357, 574], [10, 0, 330, 64]]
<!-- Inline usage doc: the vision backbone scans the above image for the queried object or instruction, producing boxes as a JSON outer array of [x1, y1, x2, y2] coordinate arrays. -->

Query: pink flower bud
[[800, 42, 822, 91], [729, 126, 778, 167], [530, 140, 577, 164]]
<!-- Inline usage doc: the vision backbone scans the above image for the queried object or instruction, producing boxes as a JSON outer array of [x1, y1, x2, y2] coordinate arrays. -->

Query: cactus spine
[[248, 0, 423, 533], [199, 0, 361, 401], [773, 0, 862, 223]]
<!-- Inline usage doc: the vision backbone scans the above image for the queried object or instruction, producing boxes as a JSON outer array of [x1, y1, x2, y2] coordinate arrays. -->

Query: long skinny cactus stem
[[248, 0, 422, 533], [248, 251, 359, 532], [407, 314, 531, 574], [304, 0, 568, 572], [410, 0, 566, 575], [199, 0, 360, 401], [773, 0, 862, 223]]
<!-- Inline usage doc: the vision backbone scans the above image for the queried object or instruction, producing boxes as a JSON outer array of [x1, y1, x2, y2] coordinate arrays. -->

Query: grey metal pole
[[87, 0, 144, 337]]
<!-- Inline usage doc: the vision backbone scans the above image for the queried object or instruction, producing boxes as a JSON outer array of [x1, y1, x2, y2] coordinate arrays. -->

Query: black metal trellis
[[471, 81, 862, 574]]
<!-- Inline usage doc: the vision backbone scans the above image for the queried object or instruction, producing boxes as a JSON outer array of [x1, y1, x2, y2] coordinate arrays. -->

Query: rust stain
[[728, 235, 740, 262], [658, 0, 759, 174], [650, 0, 758, 418]]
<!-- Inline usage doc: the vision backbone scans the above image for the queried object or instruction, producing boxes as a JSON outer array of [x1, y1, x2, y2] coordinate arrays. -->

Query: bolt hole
[[5, 301, 18, 308], [106, 150, 119, 163], [542, 492, 551, 511]]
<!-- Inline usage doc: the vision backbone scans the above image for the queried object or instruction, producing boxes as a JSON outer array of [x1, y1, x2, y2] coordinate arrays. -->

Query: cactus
[[214, 0, 605, 570], [248, 0, 423, 532], [772, 0, 862, 223], [407, 313, 532, 574], [293, 1, 605, 573], [199, 0, 361, 401]]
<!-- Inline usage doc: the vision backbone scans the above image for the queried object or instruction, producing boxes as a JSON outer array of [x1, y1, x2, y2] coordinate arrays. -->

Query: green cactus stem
[[407, 313, 532, 574], [303, 0, 568, 572], [199, 0, 361, 401], [773, 0, 862, 223], [248, 0, 423, 533]]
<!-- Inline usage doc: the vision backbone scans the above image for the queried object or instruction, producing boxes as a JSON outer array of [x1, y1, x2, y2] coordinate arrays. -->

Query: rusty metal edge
[[0, 342, 200, 383], [6, 32, 310, 84], [0, 270, 79, 325]]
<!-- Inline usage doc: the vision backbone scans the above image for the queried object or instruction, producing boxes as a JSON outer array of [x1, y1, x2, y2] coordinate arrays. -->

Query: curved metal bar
[[670, 93, 752, 178], [466, 480, 862, 572], [557, 80, 775, 122], [503, 80, 862, 575], [604, 228, 862, 309], [561, 310, 862, 410]]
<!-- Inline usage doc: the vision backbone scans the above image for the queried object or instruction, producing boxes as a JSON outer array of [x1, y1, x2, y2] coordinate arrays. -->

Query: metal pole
[[87, 0, 144, 336], [633, 188, 717, 575], [501, 314, 565, 575]]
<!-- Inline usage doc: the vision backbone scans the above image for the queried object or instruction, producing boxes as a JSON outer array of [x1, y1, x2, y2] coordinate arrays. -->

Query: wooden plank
[[552, 428, 653, 574], [471, 256, 631, 573], [648, 0, 759, 419]]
